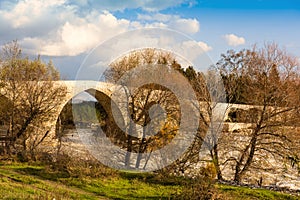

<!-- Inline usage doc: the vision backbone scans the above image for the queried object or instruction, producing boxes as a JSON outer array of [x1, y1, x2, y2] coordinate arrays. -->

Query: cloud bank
[[0, 0, 201, 56]]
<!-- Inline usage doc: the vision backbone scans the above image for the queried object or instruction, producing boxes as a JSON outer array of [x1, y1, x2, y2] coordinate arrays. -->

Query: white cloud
[[144, 22, 168, 29], [138, 13, 200, 34], [171, 40, 213, 70], [137, 13, 174, 22], [0, 0, 190, 13], [73, 29, 213, 80], [0, 0, 71, 41], [224, 34, 246, 46], [1, 0, 65, 28], [197, 41, 213, 52], [0, 0, 200, 57], [20, 11, 134, 56], [179, 41, 212, 54], [170, 18, 199, 34], [68, 0, 191, 12]]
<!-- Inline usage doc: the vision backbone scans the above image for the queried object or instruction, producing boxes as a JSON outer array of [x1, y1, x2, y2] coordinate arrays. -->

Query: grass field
[[0, 161, 298, 199]]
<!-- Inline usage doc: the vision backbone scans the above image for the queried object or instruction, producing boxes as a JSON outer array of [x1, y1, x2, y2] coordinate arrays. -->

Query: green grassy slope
[[0, 162, 298, 200]]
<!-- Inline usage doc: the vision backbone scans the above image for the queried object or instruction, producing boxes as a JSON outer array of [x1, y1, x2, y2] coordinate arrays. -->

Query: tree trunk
[[212, 144, 223, 180], [125, 122, 135, 167], [135, 123, 148, 169], [234, 129, 259, 183], [125, 136, 132, 167]]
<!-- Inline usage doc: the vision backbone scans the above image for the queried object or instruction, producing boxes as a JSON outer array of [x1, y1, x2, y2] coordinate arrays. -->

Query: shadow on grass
[[15, 166, 70, 181], [119, 171, 188, 186]]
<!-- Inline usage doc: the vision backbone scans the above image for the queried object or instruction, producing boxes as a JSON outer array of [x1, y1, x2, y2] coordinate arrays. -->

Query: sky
[[0, 0, 299, 79]]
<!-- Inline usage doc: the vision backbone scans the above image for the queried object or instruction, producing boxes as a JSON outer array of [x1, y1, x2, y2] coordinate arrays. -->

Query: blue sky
[[0, 0, 299, 79]]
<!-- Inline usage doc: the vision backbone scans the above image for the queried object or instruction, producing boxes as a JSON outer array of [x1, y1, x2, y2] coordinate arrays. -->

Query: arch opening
[[55, 89, 126, 152]]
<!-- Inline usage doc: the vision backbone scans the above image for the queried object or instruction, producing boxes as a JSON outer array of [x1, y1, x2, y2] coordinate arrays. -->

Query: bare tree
[[104, 49, 184, 169], [167, 66, 229, 179], [0, 41, 67, 159], [216, 43, 300, 183], [105, 48, 230, 175]]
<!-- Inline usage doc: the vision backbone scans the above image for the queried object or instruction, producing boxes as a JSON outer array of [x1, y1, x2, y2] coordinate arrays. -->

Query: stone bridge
[[56, 80, 116, 110], [53, 80, 124, 133], [0, 80, 126, 150]]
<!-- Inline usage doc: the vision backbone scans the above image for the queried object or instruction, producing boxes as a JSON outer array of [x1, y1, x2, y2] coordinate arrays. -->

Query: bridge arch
[[55, 87, 126, 143]]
